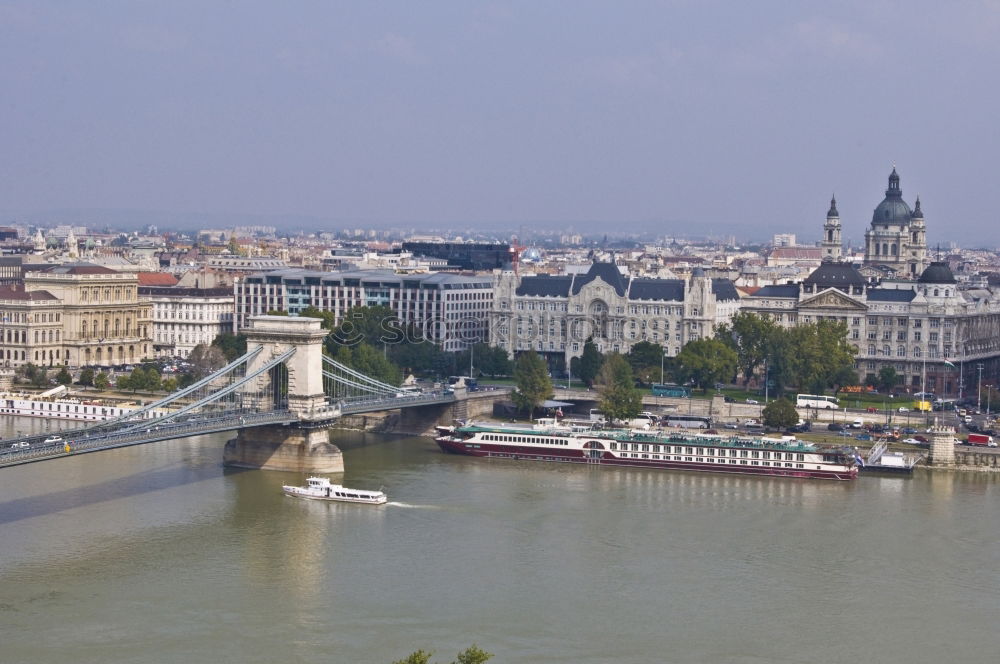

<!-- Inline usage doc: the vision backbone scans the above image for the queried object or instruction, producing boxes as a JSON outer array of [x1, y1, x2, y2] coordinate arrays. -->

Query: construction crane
[[510, 236, 525, 274]]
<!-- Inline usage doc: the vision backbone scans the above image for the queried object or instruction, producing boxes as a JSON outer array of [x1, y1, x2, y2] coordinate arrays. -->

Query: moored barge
[[436, 419, 858, 480]]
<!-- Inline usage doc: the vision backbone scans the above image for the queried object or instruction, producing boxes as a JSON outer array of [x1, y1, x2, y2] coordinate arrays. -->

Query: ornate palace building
[[745, 261, 1000, 397], [0, 263, 153, 369], [490, 262, 741, 367]]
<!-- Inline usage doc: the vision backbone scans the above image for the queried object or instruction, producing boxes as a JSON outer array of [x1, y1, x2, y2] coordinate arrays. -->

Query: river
[[1, 415, 999, 663]]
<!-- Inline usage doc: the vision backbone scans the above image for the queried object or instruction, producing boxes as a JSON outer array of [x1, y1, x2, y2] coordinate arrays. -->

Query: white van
[[850, 419, 864, 429]]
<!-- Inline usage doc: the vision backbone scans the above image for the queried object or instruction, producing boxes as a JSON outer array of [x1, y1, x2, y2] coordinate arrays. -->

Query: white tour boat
[[282, 477, 387, 504]]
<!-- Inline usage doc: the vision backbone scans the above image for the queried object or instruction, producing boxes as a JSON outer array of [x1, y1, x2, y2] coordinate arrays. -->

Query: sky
[[1, 1, 999, 245]]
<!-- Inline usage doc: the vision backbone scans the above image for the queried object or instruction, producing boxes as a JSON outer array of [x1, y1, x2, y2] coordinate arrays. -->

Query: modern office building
[[235, 269, 494, 351]]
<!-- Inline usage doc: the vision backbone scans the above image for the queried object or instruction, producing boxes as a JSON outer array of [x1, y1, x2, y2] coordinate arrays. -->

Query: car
[[902, 427, 916, 434], [723, 395, 735, 403], [743, 419, 761, 427], [914, 435, 929, 443], [745, 398, 759, 405], [897, 406, 910, 413], [827, 422, 845, 431], [724, 422, 739, 429], [902, 437, 921, 444], [10, 441, 29, 449], [43, 435, 64, 444], [838, 430, 853, 437]]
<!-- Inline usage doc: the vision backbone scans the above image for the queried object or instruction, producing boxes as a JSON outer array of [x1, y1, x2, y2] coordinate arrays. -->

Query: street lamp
[[978, 363, 984, 413]]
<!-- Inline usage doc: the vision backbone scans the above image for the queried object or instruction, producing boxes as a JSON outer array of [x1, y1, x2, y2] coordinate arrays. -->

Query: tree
[[597, 353, 643, 423], [476, 344, 511, 377], [55, 366, 73, 386], [715, 312, 781, 386], [578, 337, 604, 387], [674, 338, 737, 392], [266, 309, 289, 316], [877, 366, 900, 394], [212, 333, 248, 362], [511, 351, 553, 418], [94, 372, 111, 391], [77, 367, 95, 386], [785, 320, 856, 394], [762, 398, 799, 429], [329, 305, 403, 349], [391, 646, 492, 664], [626, 341, 664, 386], [299, 305, 336, 330], [162, 377, 178, 392], [188, 344, 227, 378], [327, 343, 401, 387]]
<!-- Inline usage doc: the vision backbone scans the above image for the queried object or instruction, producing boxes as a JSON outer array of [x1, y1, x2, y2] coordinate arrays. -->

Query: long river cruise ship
[[435, 419, 859, 481]]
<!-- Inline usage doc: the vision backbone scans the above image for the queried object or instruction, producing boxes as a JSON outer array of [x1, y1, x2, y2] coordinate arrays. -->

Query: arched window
[[934, 289, 939, 297], [913, 347, 921, 358], [883, 345, 891, 356], [875, 243, 880, 256], [891, 243, 898, 256]]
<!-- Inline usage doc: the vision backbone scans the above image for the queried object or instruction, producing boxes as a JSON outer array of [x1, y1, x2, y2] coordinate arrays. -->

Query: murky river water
[[1, 415, 998, 663]]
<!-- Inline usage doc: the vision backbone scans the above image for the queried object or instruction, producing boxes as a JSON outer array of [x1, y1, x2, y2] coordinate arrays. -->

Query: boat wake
[[386, 501, 440, 509]]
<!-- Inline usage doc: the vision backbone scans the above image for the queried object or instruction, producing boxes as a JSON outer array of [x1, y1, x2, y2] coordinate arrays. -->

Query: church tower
[[821, 196, 842, 261]]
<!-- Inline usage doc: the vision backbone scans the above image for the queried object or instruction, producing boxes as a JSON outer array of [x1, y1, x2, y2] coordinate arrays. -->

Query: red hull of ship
[[435, 437, 857, 481]]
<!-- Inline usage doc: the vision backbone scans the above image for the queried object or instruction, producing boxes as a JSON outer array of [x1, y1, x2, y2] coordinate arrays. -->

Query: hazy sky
[[2, 1, 999, 244]]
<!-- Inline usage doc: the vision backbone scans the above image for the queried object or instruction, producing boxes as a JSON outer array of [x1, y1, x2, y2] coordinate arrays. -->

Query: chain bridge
[[0, 316, 468, 472]]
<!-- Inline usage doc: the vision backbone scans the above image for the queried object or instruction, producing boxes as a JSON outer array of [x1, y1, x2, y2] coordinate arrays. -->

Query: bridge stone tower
[[927, 420, 956, 467], [223, 316, 344, 473]]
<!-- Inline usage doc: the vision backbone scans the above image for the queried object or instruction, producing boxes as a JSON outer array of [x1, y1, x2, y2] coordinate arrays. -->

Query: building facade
[[490, 262, 741, 365], [0, 285, 63, 368], [142, 286, 235, 358], [742, 261, 1000, 397], [23, 264, 153, 368], [235, 269, 493, 351]]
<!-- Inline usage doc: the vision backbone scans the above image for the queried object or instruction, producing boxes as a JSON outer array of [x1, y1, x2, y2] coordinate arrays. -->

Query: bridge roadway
[[0, 391, 457, 469]]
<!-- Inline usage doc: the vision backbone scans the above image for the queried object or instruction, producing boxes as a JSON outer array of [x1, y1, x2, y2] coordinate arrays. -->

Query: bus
[[795, 394, 840, 410], [651, 383, 691, 398], [663, 414, 711, 429], [933, 399, 956, 411]]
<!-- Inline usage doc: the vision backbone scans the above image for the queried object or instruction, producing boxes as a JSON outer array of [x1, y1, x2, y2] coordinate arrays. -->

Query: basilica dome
[[871, 167, 912, 225]]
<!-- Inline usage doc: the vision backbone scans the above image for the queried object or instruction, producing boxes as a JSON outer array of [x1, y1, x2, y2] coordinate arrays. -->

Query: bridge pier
[[223, 315, 343, 473], [224, 425, 343, 473]]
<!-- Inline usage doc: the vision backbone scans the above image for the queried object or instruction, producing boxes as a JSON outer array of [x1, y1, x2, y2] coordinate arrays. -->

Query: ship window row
[[610, 442, 805, 461], [481, 434, 568, 445]]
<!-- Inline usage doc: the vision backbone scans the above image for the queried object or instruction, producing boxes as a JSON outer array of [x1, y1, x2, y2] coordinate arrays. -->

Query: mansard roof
[[711, 279, 740, 302], [515, 275, 574, 297], [749, 284, 801, 298], [628, 279, 685, 301], [804, 262, 866, 289], [866, 288, 917, 302], [571, 262, 628, 296]]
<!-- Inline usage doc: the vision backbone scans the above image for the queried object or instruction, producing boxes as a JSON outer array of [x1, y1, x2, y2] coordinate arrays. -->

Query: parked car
[[723, 395, 735, 403]]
